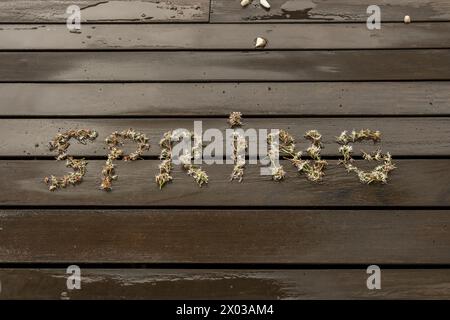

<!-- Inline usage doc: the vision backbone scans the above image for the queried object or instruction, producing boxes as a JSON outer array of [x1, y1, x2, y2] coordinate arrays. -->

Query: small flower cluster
[[229, 112, 247, 182], [44, 129, 98, 191], [228, 111, 243, 128], [48, 129, 98, 160], [336, 129, 381, 145], [230, 132, 247, 182], [155, 131, 208, 189], [267, 131, 286, 181], [185, 163, 209, 187], [279, 129, 328, 182], [337, 129, 396, 184], [100, 129, 150, 191], [155, 131, 173, 189], [181, 132, 209, 187]]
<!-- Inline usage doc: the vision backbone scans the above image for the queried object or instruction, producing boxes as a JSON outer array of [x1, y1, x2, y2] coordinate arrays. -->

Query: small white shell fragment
[[404, 15, 411, 23], [255, 37, 267, 49], [240, 0, 252, 7], [260, 0, 270, 9]]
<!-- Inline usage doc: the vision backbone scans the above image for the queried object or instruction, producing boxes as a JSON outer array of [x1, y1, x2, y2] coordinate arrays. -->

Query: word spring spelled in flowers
[[43, 113, 396, 191]]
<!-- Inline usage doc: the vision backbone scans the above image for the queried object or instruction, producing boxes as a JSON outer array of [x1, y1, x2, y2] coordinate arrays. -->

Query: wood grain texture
[[0, 83, 449, 117], [1, 50, 450, 81], [0, 210, 449, 263], [0, 0, 209, 23], [1, 118, 448, 157], [2, 23, 450, 50], [0, 160, 448, 207], [211, 0, 450, 23], [1, 0, 449, 301], [1, 268, 449, 299]]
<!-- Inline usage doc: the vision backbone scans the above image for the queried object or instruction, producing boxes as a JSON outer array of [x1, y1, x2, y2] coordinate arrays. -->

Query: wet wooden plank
[[19, 114, 450, 155], [1, 50, 450, 81], [0, 0, 209, 23], [0, 83, 449, 117], [0, 210, 449, 264], [2, 23, 450, 50], [0, 160, 448, 207], [0, 268, 449, 299], [211, 0, 450, 23], [1, 118, 448, 157]]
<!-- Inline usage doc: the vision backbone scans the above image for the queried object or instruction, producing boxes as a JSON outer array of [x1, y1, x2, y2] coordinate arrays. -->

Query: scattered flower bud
[[228, 111, 243, 127]]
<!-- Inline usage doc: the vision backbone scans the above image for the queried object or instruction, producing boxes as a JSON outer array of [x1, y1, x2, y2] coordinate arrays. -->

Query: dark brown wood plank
[[0, 83, 449, 117], [0, 210, 449, 263], [0, 160, 448, 206], [0, 0, 209, 23], [211, 0, 450, 23], [2, 23, 450, 50], [0, 268, 449, 299], [0, 81, 450, 117], [1, 50, 450, 81], [1, 118, 448, 157]]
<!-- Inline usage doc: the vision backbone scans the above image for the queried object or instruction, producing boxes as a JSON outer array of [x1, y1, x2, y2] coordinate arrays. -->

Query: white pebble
[[255, 37, 267, 49], [404, 15, 411, 24], [260, 0, 271, 9], [240, 0, 252, 7]]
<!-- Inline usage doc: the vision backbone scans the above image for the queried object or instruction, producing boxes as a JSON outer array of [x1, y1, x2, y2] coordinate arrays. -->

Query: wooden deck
[[0, 0, 449, 300]]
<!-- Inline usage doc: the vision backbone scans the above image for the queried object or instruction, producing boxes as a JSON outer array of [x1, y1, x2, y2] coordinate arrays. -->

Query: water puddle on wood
[[81, 0, 204, 21]]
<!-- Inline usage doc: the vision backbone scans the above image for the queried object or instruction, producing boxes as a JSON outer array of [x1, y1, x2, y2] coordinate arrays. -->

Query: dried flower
[[305, 130, 323, 148], [336, 129, 381, 145], [101, 129, 150, 191], [275, 129, 327, 182], [267, 131, 286, 181], [47, 129, 98, 160], [44, 129, 98, 191], [338, 145, 353, 163], [229, 113, 247, 182], [230, 132, 247, 182], [271, 165, 286, 181], [183, 132, 208, 187], [228, 112, 243, 128], [156, 130, 208, 189], [155, 131, 174, 189], [186, 165, 209, 187], [337, 129, 395, 184]]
